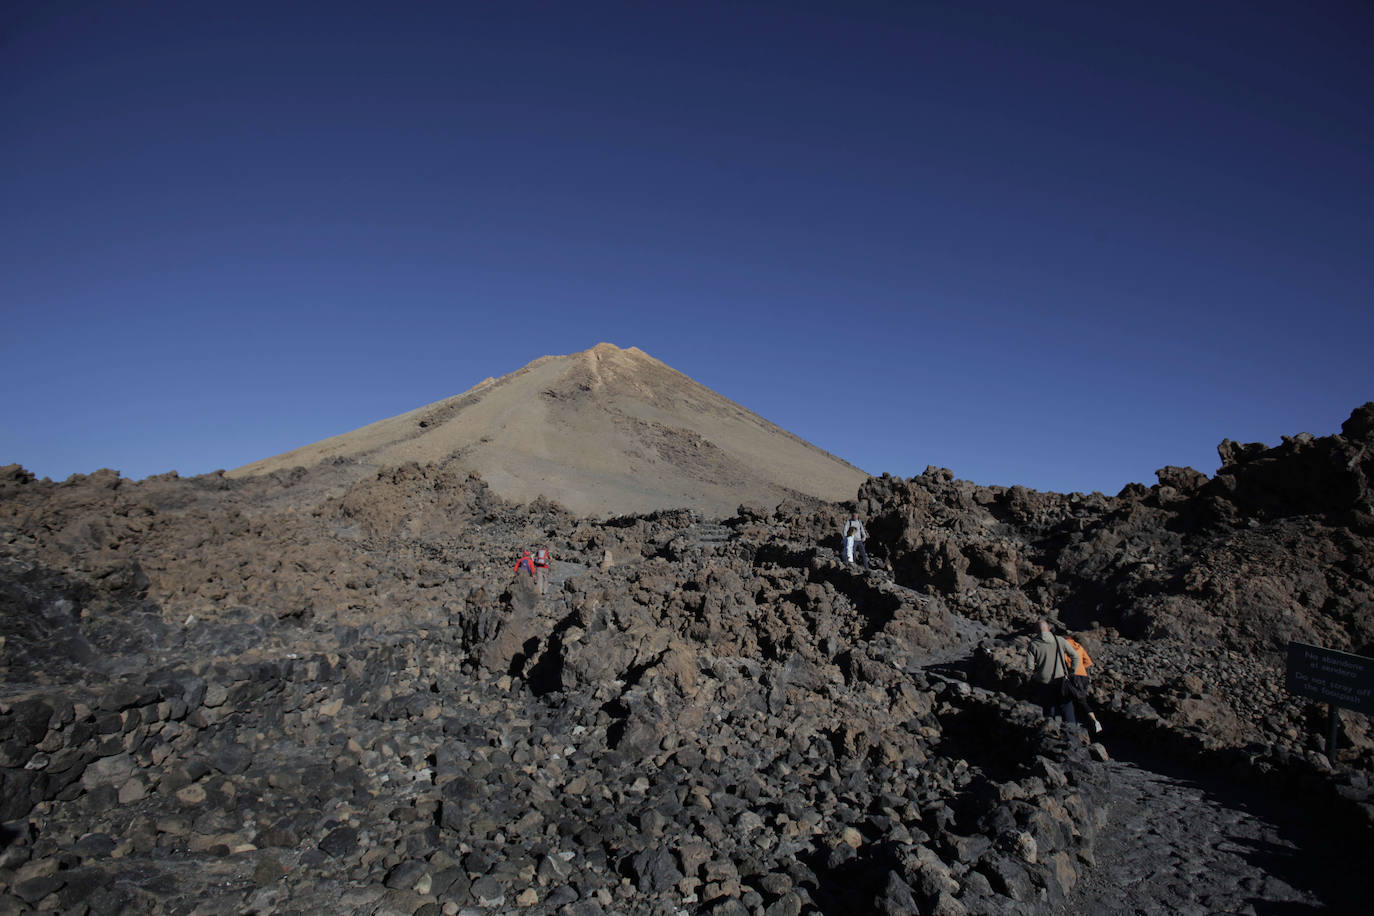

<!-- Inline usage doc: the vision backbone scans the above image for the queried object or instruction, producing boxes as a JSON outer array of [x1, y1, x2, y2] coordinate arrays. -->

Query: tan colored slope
[[231, 343, 869, 516]]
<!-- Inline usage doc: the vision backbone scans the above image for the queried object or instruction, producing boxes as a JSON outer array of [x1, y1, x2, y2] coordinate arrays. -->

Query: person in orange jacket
[[513, 550, 537, 580], [1065, 634, 1103, 734]]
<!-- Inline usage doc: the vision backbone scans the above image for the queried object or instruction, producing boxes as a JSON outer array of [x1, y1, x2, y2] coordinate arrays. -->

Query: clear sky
[[3, 0, 1370, 496]]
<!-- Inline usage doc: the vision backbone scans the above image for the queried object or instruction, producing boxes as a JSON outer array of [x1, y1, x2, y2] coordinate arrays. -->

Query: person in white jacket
[[843, 516, 869, 568]]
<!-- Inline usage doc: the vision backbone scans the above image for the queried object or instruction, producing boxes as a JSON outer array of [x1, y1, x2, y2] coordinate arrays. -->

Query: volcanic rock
[[2, 382, 1373, 914]]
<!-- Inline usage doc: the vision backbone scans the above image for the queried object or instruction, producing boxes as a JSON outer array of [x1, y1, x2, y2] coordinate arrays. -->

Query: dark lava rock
[[0, 405, 1371, 915], [632, 845, 684, 893], [318, 825, 360, 858], [211, 742, 253, 775]]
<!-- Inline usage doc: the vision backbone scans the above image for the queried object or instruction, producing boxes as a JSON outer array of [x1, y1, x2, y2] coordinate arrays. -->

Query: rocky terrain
[[1, 403, 1372, 914]]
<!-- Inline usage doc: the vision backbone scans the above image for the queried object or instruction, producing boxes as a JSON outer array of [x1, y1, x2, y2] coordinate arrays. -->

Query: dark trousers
[[853, 539, 869, 567], [1069, 674, 1095, 722], [1037, 681, 1077, 724]]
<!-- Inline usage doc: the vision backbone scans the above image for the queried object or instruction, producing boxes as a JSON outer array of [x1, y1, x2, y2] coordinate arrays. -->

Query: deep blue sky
[[3, 1, 1370, 495]]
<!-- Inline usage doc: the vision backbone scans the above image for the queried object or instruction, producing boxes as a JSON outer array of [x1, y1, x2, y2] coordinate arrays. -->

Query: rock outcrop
[[1, 463, 1105, 914], [832, 403, 1374, 777], [1, 403, 1372, 914]]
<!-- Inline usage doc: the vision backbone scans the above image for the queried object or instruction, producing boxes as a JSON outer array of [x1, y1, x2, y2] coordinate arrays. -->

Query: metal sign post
[[1285, 642, 1374, 757]]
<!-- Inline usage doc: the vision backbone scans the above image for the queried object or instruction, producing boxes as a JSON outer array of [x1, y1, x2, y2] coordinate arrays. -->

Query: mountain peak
[[588, 341, 638, 355], [232, 347, 866, 516]]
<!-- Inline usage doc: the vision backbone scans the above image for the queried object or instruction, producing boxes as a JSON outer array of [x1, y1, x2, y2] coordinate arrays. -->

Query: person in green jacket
[[1028, 619, 1078, 724]]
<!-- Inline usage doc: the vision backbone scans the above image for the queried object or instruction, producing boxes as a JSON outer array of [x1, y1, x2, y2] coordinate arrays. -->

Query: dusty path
[[896, 593, 1370, 915], [1064, 738, 1369, 915]]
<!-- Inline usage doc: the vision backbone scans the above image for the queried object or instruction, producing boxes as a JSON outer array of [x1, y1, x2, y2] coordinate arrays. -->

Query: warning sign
[[1286, 642, 1374, 716]]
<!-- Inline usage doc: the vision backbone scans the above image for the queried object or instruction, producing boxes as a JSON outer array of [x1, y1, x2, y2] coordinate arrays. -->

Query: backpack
[[534, 548, 550, 566], [1065, 638, 1092, 676]]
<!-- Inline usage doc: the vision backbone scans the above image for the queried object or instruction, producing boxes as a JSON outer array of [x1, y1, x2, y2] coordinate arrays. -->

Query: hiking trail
[[900, 591, 1370, 914], [1060, 739, 1362, 914]]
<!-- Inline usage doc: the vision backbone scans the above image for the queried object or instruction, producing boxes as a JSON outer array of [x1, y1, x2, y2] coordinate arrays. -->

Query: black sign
[[1286, 642, 1374, 716]]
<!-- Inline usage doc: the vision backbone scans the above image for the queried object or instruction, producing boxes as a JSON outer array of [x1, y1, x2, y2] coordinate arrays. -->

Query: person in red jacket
[[513, 550, 537, 580]]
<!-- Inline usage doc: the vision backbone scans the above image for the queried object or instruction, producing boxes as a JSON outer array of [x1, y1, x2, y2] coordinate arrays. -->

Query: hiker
[[533, 545, 553, 595], [1028, 619, 1078, 724], [843, 514, 869, 568], [513, 549, 537, 581], [1065, 633, 1103, 733]]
